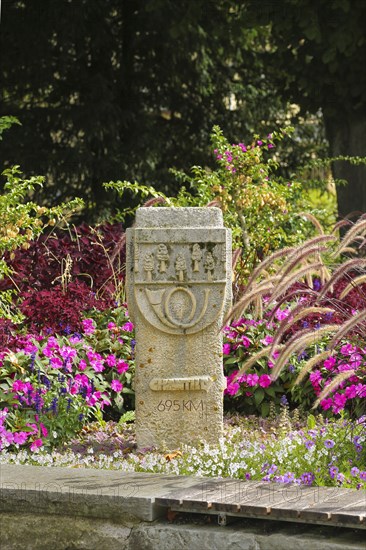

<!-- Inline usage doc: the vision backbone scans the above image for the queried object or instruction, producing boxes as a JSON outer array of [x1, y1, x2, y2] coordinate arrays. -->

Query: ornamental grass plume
[[227, 217, 366, 403], [330, 218, 366, 258], [313, 370, 356, 409]]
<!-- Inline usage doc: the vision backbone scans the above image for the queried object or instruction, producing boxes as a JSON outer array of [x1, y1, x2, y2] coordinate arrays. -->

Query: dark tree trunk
[[324, 111, 366, 220]]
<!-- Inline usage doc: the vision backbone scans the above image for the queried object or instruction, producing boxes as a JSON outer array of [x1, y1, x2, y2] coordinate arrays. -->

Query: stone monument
[[126, 207, 231, 449]]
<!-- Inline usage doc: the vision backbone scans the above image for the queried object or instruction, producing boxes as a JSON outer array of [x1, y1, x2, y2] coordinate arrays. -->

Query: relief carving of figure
[[156, 244, 169, 273], [204, 252, 215, 281], [191, 243, 202, 272], [175, 253, 187, 282], [143, 252, 155, 282]]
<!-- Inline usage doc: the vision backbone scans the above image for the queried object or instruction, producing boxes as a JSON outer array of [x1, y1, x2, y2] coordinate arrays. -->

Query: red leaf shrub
[[0, 223, 126, 334], [20, 281, 109, 334], [0, 222, 125, 296]]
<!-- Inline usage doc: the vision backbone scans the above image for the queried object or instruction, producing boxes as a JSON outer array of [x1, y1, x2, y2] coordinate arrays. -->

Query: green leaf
[[224, 357, 239, 365], [307, 414, 316, 429], [254, 387, 265, 406], [264, 386, 277, 398], [260, 401, 270, 417]]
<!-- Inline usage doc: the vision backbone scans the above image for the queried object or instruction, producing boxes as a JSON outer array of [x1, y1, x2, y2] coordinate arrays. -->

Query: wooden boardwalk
[[1, 465, 365, 529], [155, 478, 366, 529]]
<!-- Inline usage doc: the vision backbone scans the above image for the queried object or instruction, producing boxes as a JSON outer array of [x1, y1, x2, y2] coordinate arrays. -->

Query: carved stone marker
[[126, 207, 232, 449]]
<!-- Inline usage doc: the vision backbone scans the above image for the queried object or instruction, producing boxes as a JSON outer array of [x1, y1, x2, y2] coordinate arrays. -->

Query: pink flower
[[116, 360, 129, 374], [82, 318, 96, 335], [332, 392, 347, 414], [345, 385, 358, 399], [223, 343, 231, 355], [340, 343, 356, 356], [105, 354, 117, 367], [60, 346, 77, 361], [241, 336, 251, 348], [121, 322, 134, 332], [111, 379, 123, 392], [12, 379, 26, 392], [40, 423, 48, 437], [225, 382, 240, 396], [275, 308, 291, 321], [92, 361, 105, 373], [259, 374, 272, 388], [107, 322, 116, 330], [309, 370, 322, 385], [246, 373, 259, 387], [260, 335, 273, 346], [324, 356, 336, 370], [30, 438, 43, 452], [50, 357, 63, 369], [78, 359, 87, 371], [320, 398, 333, 410], [13, 431, 28, 445]]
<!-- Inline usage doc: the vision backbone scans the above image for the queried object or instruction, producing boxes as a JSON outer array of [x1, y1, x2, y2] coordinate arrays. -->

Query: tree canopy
[[1, 0, 290, 219], [1, 0, 364, 219], [242, 0, 366, 217]]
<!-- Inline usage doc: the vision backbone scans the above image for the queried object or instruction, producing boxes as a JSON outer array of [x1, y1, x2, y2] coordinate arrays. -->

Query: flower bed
[[1, 413, 365, 490]]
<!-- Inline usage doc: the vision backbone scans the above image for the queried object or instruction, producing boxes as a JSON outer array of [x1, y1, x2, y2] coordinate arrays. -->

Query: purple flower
[[329, 465, 339, 479], [283, 472, 295, 483], [268, 464, 277, 475], [350, 467, 360, 477], [301, 472, 315, 486], [305, 439, 315, 450], [312, 278, 321, 291], [360, 471, 366, 481], [324, 439, 335, 449], [280, 395, 288, 406]]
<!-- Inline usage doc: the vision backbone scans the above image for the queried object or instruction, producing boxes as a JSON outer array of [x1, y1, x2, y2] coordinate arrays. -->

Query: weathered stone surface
[[128, 521, 366, 550], [126, 207, 231, 449], [2, 514, 365, 550], [0, 513, 131, 550]]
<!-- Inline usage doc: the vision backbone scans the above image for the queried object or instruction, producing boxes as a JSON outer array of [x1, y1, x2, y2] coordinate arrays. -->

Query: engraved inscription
[[150, 376, 213, 392], [157, 399, 205, 412]]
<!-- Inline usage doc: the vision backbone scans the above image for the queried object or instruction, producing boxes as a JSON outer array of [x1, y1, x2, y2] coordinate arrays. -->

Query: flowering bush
[[105, 126, 314, 280], [0, 305, 134, 452], [222, 305, 366, 419], [223, 315, 293, 416]]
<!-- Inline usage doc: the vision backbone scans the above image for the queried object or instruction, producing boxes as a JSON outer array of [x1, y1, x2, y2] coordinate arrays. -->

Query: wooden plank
[[171, 480, 246, 512], [156, 480, 366, 529], [155, 478, 237, 506], [267, 486, 350, 520], [299, 492, 366, 525], [330, 501, 366, 527]]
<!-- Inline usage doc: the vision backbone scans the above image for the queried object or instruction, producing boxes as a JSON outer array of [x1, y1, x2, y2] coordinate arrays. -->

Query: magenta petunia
[[30, 438, 43, 452], [116, 360, 129, 374], [121, 322, 134, 332], [246, 373, 259, 387], [259, 374, 272, 388], [111, 379, 123, 392], [222, 343, 231, 355]]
